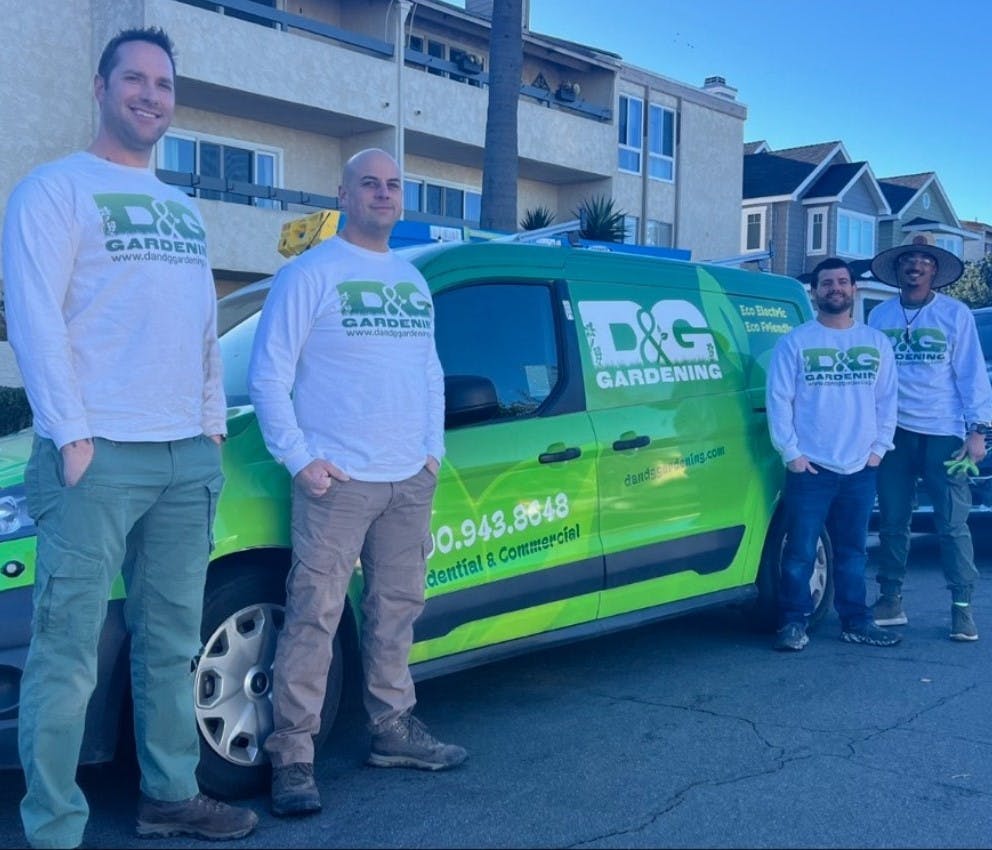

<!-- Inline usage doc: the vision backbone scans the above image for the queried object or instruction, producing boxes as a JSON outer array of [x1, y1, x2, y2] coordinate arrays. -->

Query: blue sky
[[460, 0, 992, 227]]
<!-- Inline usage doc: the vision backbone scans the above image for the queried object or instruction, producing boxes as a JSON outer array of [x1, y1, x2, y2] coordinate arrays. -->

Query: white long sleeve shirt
[[2, 152, 226, 447], [766, 319, 897, 474], [867, 292, 992, 437], [248, 236, 445, 481]]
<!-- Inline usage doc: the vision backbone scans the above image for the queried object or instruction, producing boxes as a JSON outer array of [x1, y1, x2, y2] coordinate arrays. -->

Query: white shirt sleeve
[[765, 334, 801, 465], [248, 265, 318, 477], [2, 176, 90, 448]]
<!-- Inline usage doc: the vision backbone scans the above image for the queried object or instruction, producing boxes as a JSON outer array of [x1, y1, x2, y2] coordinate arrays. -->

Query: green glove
[[944, 457, 979, 478]]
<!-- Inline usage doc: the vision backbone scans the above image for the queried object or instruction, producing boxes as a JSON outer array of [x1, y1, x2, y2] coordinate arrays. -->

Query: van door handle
[[612, 435, 650, 451], [538, 447, 581, 464]]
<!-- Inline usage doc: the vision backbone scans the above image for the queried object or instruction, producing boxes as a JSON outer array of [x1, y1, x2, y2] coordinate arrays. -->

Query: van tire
[[193, 560, 343, 799], [752, 513, 834, 633]]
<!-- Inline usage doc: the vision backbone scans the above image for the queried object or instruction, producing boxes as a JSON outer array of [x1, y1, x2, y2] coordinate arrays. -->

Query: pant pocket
[[32, 530, 107, 636], [205, 473, 225, 552]]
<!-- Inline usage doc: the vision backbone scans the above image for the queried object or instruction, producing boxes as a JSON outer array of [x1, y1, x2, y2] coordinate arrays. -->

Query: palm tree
[[574, 196, 628, 242], [479, 0, 523, 233], [520, 206, 555, 230]]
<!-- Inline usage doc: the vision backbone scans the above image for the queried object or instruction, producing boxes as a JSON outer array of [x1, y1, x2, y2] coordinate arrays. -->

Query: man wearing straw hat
[[867, 232, 992, 641]]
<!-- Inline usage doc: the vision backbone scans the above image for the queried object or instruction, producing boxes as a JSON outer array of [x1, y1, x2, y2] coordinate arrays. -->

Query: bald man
[[249, 149, 465, 818]]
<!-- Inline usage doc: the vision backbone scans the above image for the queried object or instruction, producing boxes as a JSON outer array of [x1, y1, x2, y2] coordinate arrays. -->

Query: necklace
[[901, 292, 934, 344]]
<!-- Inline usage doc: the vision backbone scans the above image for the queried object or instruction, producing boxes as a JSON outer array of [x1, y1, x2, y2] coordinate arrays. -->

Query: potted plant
[[456, 52, 483, 74]]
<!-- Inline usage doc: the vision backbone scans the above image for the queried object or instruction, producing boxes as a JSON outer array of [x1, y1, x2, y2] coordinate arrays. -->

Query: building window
[[837, 210, 875, 258], [405, 176, 481, 224], [807, 207, 826, 254], [647, 105, 675, 182], [623, 215, 640, 244], [646, 219, 673, 248], [618, 95, 643, 174], [741, 208, 766, 252], [935, 235, 963, 257], [159, 130, 281, 209]]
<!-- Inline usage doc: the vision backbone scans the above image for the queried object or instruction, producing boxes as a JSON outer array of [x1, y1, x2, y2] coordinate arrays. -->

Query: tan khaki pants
[[264, 467, 436, 767]]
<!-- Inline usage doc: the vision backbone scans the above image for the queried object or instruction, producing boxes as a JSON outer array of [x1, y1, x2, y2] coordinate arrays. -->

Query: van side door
[[409, 279, 603, 665], [569, 272, 787, 617]]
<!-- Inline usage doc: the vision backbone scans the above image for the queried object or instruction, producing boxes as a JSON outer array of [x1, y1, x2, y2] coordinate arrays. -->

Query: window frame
[[836, 209, 876, 259], [404, 174, 482, 224], [622, 215, 640, 245], [741, 207, 767, 253], [647, 104, 676, 183], [617, 95, 644, 175], [807, 206, 827, 255], [645, 219, 673, 248], [157, 128, 284, 209]]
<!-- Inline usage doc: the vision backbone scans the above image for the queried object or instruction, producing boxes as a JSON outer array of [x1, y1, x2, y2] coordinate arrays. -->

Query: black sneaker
[[368, 713, 467, 771], [272, 762, 322, 817], [774, 622, 809, 652], [135, 793, 258, 840], [841, 622, 902, 647], [950, 604, 979, 641]]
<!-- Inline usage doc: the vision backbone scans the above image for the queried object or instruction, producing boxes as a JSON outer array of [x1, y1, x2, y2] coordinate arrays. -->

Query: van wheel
[[751, 514, 834, 633], [193, 561, 343, 800]]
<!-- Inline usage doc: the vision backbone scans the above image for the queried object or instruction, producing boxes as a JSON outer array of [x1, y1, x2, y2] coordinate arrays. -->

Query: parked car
[[870, 305, 992, 531], [0, 241, 830, 798]]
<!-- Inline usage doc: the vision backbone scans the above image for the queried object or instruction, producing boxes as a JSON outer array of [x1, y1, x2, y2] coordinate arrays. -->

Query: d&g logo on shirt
[[879, 327, 948, 363], [95, 193, 208, 265], [802, 346, 880, 385], [338, 281, 433, 338]]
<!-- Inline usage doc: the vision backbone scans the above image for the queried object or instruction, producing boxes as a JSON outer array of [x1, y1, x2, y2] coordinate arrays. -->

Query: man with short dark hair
[[868, 233, 992, 641], [766, 257, 899, 651], [2, 26, 257, 847], [249, 148, 465, 819]]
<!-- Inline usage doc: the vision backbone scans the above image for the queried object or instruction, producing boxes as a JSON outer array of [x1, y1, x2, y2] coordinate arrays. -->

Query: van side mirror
[[445, 375, 499, 429]]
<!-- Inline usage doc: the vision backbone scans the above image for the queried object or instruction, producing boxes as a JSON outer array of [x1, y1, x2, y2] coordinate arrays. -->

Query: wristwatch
[[966, 422, 990, 435]]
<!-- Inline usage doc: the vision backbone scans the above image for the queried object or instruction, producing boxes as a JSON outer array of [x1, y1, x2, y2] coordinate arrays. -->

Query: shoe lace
[[191, 793, 227, 813], [402, 714, 439, 747]]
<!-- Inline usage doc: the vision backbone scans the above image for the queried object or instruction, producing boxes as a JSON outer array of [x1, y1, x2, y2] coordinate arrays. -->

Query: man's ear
[[93, 73, 106, 104]]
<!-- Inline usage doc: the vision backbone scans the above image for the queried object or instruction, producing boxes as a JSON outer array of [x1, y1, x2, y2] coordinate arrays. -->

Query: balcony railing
[[157, 169, 337, 211], [174, 0, 611, 121]]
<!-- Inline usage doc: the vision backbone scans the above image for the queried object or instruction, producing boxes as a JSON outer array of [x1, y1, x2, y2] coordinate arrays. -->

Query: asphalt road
[[2, 530, 992, 849]]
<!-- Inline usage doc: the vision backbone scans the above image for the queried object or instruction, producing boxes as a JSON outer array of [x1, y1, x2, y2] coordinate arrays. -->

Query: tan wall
[[0, 0, 94, 277], [676, 99, 743, 262], [150, 0, 399, 127]]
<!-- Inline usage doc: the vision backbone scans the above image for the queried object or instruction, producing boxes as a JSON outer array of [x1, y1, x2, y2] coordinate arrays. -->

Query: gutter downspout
[[396, 0, 413, 217]]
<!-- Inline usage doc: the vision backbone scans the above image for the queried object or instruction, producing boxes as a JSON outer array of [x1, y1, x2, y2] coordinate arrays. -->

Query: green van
[[0, 241, 832, 797]]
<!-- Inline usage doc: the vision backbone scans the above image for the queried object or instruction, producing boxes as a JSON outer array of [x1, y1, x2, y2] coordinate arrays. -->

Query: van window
[[434, 283, 560, 420]]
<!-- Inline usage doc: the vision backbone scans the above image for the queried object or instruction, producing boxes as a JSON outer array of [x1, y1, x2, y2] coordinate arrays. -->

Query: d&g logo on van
[[96, 193, 207, 264], [802, 346, 880, 385], [338, 281, 433, 337], [880, 327, 948, 363], [577, 299, 722, 389]]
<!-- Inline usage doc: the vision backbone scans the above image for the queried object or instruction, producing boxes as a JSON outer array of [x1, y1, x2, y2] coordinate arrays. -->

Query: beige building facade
[[0, 0, 747, 333]]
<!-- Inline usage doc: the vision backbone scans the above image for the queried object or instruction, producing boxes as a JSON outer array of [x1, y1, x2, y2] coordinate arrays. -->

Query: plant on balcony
[[556, 81, 580, 102], [520, 206, 556, 231], [573, 196, 628, 243], [456, 52, 484, 74]]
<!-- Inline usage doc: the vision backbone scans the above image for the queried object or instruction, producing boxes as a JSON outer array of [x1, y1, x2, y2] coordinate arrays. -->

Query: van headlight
[[0, 486, 35, 542]]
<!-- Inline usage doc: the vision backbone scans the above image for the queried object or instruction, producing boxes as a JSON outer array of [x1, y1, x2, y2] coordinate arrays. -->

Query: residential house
[[876, 172, 978, 260], [962, 220, 992, 262], [741, 140, 890, 280]]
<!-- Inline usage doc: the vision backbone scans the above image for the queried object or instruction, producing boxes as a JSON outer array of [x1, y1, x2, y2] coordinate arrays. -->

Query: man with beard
[[867, 232, 992, 641], [766, 257, 900, 651]]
